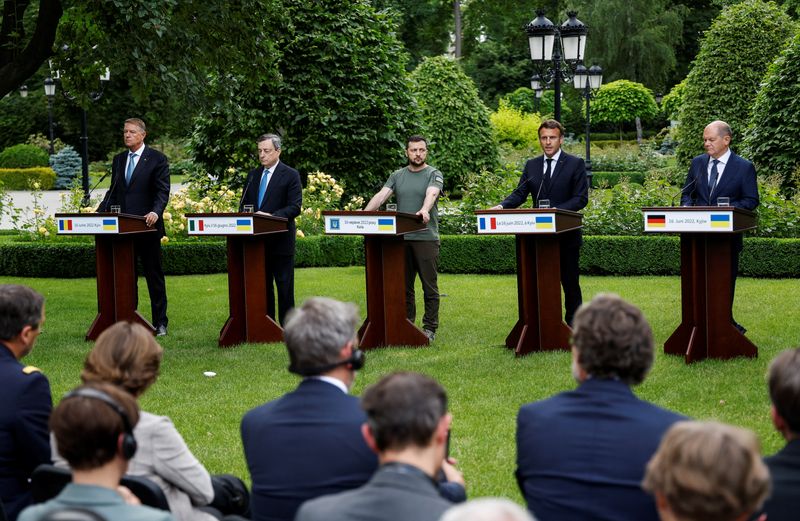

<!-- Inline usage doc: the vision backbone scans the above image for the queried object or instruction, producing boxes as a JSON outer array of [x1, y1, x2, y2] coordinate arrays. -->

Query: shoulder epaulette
[[22, 365, 42, 375]]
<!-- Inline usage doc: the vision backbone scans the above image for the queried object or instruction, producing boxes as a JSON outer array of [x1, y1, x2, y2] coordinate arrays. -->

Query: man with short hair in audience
[[240, 297, 377, 521], [295, 372, 463, 521], [18, 383, 174, 521], [760, 347, 800, 520], [515, 293, 685, 521], [0, 284, 52, 521], [642, 421, 770, 521]]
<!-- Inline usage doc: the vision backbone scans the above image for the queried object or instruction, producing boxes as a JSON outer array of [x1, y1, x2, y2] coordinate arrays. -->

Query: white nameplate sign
[[476, 213, 557, 234], [325, 215, 396, 235], [57, 216, 118, 235], [643, 210, 733, 232], [187, 216, 254, 235]]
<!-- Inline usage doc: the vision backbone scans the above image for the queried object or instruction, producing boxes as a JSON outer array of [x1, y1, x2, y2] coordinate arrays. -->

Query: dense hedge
[[0, 167, 57, 190], [2, 235, 798, 279]]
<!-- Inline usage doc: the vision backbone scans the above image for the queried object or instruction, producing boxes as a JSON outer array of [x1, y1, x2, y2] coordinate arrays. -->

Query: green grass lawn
[[2, 269, 799, 501]]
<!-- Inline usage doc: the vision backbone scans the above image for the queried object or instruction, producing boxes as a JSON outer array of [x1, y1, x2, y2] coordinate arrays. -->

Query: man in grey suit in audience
[[295, 372, 463, 521]]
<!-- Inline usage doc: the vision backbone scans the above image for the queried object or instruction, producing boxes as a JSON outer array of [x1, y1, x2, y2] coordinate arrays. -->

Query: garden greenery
[[588, 80, 659, 138]]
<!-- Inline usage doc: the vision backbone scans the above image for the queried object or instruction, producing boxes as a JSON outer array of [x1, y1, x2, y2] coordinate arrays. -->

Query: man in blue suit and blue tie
[[680, 120, 759, 334], [240, 297, 377, 521], [516, 294, 685, 521]]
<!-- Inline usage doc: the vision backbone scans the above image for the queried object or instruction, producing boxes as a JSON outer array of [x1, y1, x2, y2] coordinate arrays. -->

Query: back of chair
[[119, 474, 170, 511], [39, 508, 108, 521], [31, 464, 72, 503]]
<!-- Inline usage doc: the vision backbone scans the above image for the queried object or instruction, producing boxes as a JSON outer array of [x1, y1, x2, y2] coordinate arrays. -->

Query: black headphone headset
[[63, 388, 138, 460], [289, 348, 366, 377]]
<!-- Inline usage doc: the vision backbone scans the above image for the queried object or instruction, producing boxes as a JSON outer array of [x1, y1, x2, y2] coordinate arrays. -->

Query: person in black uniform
[[99, 118, 170, 336], [0, 284, 52, 521]]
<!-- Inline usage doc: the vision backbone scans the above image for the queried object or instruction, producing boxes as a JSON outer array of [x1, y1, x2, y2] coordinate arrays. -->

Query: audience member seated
[[240, 297, 378, 521], [0, 284, 52, 521], [642, 421, 770, 521], [18, 383, 174, 521], [54, 322, 249, 521], [760, 348, 800, 520], [440, 498, 536, 521], [296, 371, 464, 521], [515, 293, 685, 521]]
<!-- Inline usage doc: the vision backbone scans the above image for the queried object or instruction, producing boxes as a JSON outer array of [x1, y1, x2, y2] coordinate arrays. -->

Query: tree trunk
[[453, 1, 462, 58], [636, 116, 643, 144]]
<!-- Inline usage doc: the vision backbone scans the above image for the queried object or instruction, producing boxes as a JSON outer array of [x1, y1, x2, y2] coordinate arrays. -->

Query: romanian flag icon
[[377, 218, 394, 231], [58, 219, 73, 231], [535, 215, 554, 229], [236, 219, 252, 232], [710, 214, 731, 228], [647, 215, 666, 228], [478, 217, 497, 230], [102, 219, 116, 231]]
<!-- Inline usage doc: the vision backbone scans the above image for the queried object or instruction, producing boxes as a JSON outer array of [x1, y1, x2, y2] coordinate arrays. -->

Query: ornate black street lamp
[[19, 84, 28, 97], [525, 10, 588, 122], [573, 64, 603, 187], [44, 78, 56, 155]]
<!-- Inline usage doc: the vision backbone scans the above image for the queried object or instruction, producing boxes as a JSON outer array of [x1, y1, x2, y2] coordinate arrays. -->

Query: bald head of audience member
[[570, 293, 654, 385], [642, 421, 770, 521], [440, 498, 536, 521]]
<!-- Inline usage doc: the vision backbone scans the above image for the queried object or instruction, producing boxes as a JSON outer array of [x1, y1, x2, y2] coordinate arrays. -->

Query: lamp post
[[573, 64, 603, 188], [525, 10, 587, 122], [19, 84, 28, 97], [44, 78, 56, 155], [530, 74, 544, 113]]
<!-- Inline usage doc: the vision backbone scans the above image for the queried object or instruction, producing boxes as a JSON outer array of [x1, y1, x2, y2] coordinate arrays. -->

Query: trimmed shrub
[[675, 0, 795, 166], [2, 234, 797, 278], [0, 144, 50, 168], [490, 103, 541, 150], [661, 79, 685, 122], [0, 167, 57, 190], [500, 87, 538, 114], [50, 146, 82, 189], [589, 80, 659, 136], [743, 32, 800, 191], [410, 56, 499, 191]]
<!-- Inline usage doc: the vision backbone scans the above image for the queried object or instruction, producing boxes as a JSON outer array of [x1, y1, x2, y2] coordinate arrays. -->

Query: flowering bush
[[161, 184, 239, 240], [296, 172, 364, 236]]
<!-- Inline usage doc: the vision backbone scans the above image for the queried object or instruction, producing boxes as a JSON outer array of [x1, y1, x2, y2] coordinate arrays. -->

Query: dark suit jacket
[[295, 464, 453, 521], [762, 439, 800, 521], [0, 343, 52, 521], [516, 378, 685, 521], [239, 161, 302, 256], [240, 379, 377, 521], [99, 146, 170, 237], [681, 151, 759, 210]]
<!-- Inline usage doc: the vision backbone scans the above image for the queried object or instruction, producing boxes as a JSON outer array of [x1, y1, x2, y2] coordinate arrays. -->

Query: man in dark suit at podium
[[99, 118, 170, 336], [241, 297, 376, 521], [239, 134, 302, 326], [491, 119, 588, 326], [680, 120, 759, 333], [516, 294, 684, 521]]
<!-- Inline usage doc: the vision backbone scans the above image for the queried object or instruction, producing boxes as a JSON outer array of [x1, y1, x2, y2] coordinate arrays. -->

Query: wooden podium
[[475, 209, 583, 356], [55, 213, 158, 340], [186, 213, 288, 347], [643, 206, 758, 363], [323, 211, 428, 349]]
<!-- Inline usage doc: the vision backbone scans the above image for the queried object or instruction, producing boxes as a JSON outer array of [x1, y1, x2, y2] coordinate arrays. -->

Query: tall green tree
[[743, 32, 800, 190], [191, 0, 418, 197], [675, 0, 795, 165], [409, 56, 498, 191], [372, 0, 453, 69], [573, 0, 686, 92], [588, 80, 659, 141]]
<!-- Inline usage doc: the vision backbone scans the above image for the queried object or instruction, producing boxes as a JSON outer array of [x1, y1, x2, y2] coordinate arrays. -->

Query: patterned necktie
[[708, 159, 720, 195], [542, 158, 553, 196], [125, 153, 137, 185], [257, 168, 270, 208]]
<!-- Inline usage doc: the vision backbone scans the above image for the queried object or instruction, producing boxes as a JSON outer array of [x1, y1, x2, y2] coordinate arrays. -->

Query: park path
[[1, 183, 185, 229]]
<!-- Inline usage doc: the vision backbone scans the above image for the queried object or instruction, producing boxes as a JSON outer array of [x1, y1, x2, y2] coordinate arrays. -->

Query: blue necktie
[[708, 159, 719, 195], [125, 153, 137, 185], [257, 168, 270, 208]]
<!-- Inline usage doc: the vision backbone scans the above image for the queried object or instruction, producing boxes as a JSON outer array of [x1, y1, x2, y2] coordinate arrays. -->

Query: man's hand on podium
[[489, 205, 503, 210], [145, 212, 159, 227], [416, 209, 430, 223]]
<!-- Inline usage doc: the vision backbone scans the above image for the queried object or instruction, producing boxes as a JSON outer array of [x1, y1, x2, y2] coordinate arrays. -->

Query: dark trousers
[[560, 239, 582, 327], [266, 253, 295, 326], [404, 240, 440, 332], [134, 234, 168, 327]]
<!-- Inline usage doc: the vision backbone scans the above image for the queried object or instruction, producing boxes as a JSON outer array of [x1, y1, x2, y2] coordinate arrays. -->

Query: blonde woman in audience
[[53, 321, 248, 521], [440, 498, 536, 521], [642, 421, 771, 521]]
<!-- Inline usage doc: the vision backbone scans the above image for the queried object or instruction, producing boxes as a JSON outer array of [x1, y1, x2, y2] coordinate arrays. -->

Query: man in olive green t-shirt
[[364, 136, 444, 341]]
